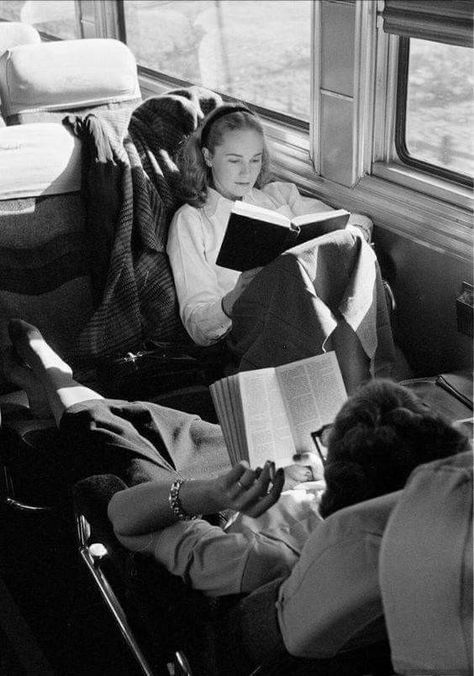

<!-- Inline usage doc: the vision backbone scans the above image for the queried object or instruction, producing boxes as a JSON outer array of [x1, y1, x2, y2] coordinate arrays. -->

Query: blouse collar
[[204, 186, 259, 217]]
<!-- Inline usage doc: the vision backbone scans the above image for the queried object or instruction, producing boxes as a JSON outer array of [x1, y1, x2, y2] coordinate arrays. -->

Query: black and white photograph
[[0, 1, 472, 674]]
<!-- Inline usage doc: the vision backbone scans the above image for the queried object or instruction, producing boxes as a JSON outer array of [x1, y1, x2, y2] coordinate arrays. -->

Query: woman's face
[[204, 128, 264, 200]]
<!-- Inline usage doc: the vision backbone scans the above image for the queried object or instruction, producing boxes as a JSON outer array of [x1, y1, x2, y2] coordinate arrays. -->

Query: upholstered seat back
[[379, 450, 473, 675], [0, 37, 142, 389], [0, 38, 141, 125], [0, 122, 93, 380], [0, 21, 41, 55], [0, 21, 41, 125]]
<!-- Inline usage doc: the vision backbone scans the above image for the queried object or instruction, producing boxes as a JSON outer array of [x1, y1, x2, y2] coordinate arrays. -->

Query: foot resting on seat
[[4, 319, 103, 426]]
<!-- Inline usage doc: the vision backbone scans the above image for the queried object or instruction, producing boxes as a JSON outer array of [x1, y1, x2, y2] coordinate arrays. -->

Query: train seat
[[379, 449, 473, 675], [0, 41, 220, 512], [0, 121, 92, 378], [0, 21, 41, 125], [0, 39, 228, 398], [0, 37, 141, 125], [0, 37, 143, 382], [0, 21, 40, 54]]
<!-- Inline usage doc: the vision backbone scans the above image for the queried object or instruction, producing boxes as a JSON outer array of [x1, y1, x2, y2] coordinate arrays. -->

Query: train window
[[396, 37, 473, 186], [120, 0, 311, 123], [0, 0, 80, 40], [380, 0, 473, 189]]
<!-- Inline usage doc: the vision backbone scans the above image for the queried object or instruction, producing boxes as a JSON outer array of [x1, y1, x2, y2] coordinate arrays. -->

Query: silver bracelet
[[168, 479, 199, 521]]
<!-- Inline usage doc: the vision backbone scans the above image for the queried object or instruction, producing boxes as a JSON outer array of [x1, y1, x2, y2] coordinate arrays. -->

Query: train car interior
[[0, 1, 472, 675]]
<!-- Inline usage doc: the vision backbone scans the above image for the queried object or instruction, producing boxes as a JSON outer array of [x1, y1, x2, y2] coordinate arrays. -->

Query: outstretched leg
[[7, 319, 103, 427], [4, 319, 230, 486]]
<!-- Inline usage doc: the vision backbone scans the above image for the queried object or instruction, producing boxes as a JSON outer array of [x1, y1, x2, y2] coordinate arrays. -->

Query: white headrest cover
[[0, 38, 140, 118], [0, 21, 41, 54], [0, 123, 81, 198]]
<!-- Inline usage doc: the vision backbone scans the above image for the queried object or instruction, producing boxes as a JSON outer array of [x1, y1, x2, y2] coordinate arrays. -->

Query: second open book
[[210, 352, 347, 468]]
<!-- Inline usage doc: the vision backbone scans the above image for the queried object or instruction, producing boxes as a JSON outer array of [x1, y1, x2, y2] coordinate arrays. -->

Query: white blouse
[[167, 181, 371, 346]]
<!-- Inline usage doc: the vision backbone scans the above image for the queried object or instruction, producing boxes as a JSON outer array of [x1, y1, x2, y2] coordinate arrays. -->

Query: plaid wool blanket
[[64, 87, 222, 363]]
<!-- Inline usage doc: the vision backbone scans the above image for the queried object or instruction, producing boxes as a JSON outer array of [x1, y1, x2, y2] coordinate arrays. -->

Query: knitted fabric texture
[[64, 87, 222, 362]]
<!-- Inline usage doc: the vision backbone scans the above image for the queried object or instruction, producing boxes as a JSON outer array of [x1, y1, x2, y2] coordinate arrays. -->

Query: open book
[[209, 352, 347, 469], [216, 201, 350, 271]]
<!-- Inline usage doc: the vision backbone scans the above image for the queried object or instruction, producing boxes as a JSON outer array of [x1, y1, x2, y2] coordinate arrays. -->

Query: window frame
[[394, 37, 473, 189], [117, 0, 312, 133], [369, 11, 473, 211], [66, 0, 474, 263]]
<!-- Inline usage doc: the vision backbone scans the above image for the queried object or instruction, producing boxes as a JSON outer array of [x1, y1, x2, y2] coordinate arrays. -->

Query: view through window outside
[[0, 0, 79, 39], [123, 0, 311, 122], [405, 39, 473, 179]]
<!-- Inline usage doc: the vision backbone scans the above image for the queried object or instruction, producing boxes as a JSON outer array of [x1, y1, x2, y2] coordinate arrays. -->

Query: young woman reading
[[167, 103, 393, 391]]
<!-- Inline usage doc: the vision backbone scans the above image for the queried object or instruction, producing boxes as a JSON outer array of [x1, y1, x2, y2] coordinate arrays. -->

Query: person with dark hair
[[2, 318, 471, 666], [166, 103, 387, 393], [3, 319, 469, 592], [107, 377, 469, 593], [318, 378, 468, 517]]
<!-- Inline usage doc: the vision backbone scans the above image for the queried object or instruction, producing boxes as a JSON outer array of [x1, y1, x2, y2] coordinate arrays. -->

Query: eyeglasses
[[311, 424, 333, 466]]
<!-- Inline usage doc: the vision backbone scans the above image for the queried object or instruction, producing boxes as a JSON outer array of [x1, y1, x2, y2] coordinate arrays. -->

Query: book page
[[291, 209, 349, 228], [209, 375, 248, 465], [232, 200, 290, 228], [224, 374, 247, 464], [229, 373, 249, 462], [238, 368, 296, 468], [210, 377, 246, 465], [275, 352, 347, 454]]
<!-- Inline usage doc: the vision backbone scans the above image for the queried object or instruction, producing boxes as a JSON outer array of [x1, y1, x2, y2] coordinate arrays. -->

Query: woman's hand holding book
[[209, 459, 285, 517], [221, 266, 263, 317]]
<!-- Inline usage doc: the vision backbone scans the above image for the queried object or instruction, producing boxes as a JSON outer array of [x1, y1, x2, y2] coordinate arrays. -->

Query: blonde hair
[[176, 104, 272, 207]]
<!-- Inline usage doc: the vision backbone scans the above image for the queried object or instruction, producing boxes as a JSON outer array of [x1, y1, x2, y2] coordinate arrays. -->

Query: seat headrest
[[0, 38, 141, 123], [379, 450, 473, 674], [0, 123, 81, 198], [0, 21, 41, 55]]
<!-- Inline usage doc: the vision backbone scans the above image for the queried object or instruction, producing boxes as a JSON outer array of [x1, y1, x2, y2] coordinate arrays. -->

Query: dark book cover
[[216, 203, 349, 271]]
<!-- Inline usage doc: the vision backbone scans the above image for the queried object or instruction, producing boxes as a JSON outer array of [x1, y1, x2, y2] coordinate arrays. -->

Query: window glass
[[122, 0, 311, 121], [404, 39, 473, 179], [0, 0, 79, 40]]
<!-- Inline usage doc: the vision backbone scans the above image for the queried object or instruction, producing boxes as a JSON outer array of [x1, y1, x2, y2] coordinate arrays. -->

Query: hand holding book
[[216, 201, 350, 271], [222, 266, 264, 317], [217, 459, 285, 517]]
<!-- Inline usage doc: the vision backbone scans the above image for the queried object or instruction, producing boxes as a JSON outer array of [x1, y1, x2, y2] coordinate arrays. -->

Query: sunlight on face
[[207, 129, 263, 200]]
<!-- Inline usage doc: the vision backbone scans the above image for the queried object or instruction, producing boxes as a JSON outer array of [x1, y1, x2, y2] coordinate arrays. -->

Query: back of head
[[319, 379, 471, 518]]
